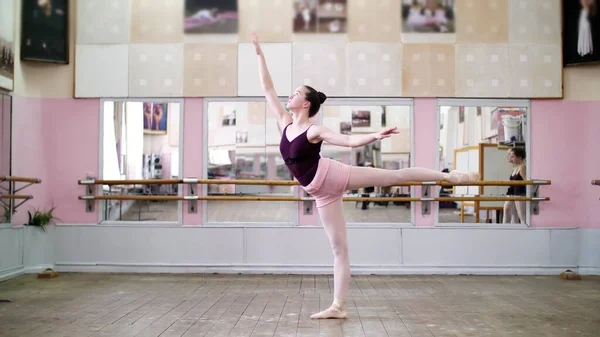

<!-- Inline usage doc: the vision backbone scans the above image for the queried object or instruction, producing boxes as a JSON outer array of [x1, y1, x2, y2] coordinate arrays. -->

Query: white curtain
[[125, 102, 144, 180], [102, 102, 121, 180]]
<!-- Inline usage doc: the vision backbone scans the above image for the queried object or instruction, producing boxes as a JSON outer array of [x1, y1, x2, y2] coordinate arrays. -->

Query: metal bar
[[85, 176, 95, 213], [187, 177, 198, 214], [14, 182, 35, 193], [421, 186, 431, 215]]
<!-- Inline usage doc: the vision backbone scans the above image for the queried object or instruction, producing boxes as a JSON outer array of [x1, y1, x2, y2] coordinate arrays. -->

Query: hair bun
[[317, 92, 327, 104]]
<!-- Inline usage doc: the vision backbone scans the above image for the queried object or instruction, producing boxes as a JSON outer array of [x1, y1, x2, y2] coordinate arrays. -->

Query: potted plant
[[24, 205, 60, 231], [23, 205, 60, 270]]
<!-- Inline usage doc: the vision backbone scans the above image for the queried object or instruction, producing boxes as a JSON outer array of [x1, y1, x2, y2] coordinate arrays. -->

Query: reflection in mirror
[[322, 105, 412, 224], [0, 93, 11, 223], [438, 105, 528, 224], [102, 101, 181, 222], [206, 101, 296, 223]]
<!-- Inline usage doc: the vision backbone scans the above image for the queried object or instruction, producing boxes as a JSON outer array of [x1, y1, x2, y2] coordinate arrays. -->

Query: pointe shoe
[[448, 171, 480, 184], [310, 298, 348, 319]]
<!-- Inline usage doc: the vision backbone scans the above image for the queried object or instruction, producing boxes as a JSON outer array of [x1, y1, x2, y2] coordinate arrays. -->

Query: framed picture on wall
[[0, 0, 15, 91], [21, 0, 69, 64], [563, 0, 600, 66], [339, 121, 351, 135], [293, 0, 347, 34], [401, 0, 456, 43], [184, 0, 238, 34], [143, 102, 168, 135], [351, 110, 370, 127]]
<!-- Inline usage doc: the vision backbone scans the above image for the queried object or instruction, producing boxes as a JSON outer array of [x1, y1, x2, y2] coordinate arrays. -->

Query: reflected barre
[[78, 177, 551, 216], [0, 176, 42, 212]]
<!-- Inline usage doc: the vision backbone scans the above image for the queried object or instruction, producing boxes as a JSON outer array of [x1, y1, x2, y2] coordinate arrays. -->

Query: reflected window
[[320, 104, 413, 224], [206, 100, 414, 225], [438, 102, 529, 225], [206, 101, 296, 224], [101, 100, 182, 223]]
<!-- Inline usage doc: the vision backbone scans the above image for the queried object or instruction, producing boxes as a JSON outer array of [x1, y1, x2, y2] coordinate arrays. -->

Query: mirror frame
[[435, 98, 532, 228], [203, 97, 416, 227], [98, 98, 185, 225]]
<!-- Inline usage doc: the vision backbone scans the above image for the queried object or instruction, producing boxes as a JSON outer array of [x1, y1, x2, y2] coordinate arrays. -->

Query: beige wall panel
[[456, 0, 508, 44], [183, 44, 238, 97], [238, 0, 293, 42], [130, 0, 184, 43], [347, 0, 401, 42], [129, 44, 184, 97], [293, 42, 347, 96], [347, 43, 402, 97]]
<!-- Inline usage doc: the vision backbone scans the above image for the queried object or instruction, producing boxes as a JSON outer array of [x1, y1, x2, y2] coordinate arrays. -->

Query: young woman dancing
[[252, 33, 479, 319]]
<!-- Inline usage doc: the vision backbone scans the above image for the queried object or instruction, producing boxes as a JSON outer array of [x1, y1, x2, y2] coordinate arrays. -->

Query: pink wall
[[413, 98, 437, 227], [11, 96, 100, 225], [530, 100, 600, 228], [44, 98, 100, 224], [182, 98, 204, 225]]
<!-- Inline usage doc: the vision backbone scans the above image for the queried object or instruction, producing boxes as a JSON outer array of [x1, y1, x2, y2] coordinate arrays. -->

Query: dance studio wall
[[73, 0, 563, 99]]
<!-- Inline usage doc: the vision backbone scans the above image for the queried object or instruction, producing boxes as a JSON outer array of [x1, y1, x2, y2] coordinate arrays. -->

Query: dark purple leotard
[[279, 123, 323, 186]]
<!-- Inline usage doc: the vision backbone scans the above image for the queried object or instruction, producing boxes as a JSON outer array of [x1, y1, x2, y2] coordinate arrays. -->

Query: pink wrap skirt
[[303, 158, 352, 208]]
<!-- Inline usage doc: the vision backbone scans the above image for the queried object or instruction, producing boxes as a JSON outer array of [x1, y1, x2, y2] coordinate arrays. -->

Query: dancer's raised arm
[[252, 33, 292, 130], [309, 125, 399, 148]]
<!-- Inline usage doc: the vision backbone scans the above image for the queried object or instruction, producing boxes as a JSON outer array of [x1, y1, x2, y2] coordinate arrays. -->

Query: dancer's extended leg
[[310, 197, 349, 319], [347, 166, 478, 190]]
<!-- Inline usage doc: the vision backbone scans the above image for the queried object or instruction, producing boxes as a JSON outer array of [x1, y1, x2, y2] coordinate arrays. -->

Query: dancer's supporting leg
[[503, 201, 516, 223], [346, 166, 478, 190], [515, 200, 526, 224], [310, 197, 349, 319]]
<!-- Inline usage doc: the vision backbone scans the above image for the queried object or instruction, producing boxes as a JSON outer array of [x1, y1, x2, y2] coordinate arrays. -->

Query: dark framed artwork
[[0, 0, 15, 91], [184, 0, 238, 34], [21, 0, 69, 64], [563, 0, 600, 66]]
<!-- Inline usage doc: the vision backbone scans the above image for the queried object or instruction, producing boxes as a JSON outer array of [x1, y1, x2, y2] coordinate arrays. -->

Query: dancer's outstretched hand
[[252, 32, 262, 55], [375, 126, 399, 140]]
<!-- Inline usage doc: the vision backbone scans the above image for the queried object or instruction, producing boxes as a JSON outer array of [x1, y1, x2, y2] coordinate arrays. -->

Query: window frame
[[435, 98, 532, 228], [0, 90, 12, 227], [203, 97, 416, 228], [98, 97, 185, 226]]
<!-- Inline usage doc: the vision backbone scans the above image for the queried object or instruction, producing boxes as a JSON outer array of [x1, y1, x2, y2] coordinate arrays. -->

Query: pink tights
[[310, 166, 478, 319]]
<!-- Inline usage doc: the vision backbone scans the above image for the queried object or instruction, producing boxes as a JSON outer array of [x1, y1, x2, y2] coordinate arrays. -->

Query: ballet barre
[[78, 177, 551, 216], [592, 180, 599, 186], [0, 176, 41, 213]]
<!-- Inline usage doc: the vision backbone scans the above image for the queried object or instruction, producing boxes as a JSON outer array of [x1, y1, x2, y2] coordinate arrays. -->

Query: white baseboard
[[54, 263, 574, 276], [578, 267, 600, 275], [0, 265, 25, 282], [24, 264, 55, 274]]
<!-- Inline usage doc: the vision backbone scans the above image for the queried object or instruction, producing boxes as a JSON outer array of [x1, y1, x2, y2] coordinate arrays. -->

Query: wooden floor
[[1, 273, 598, 337]]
